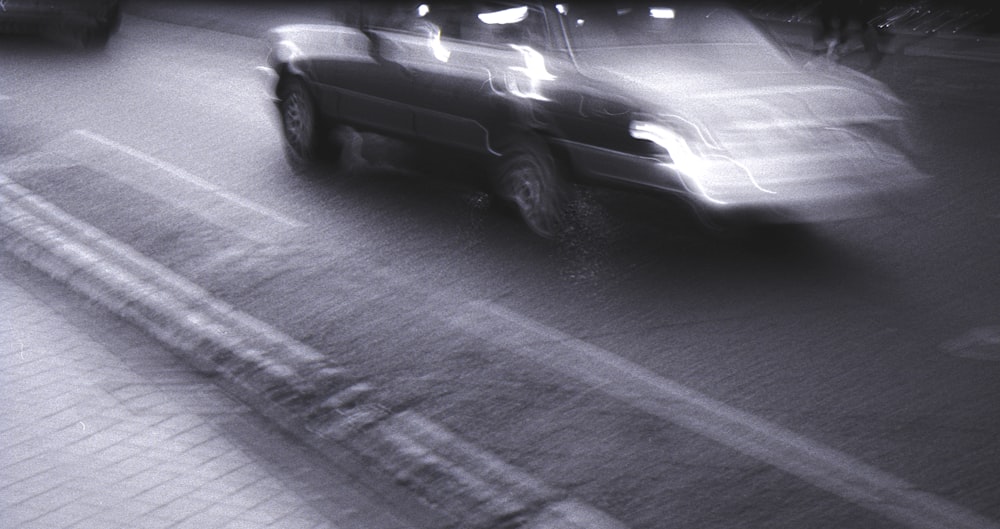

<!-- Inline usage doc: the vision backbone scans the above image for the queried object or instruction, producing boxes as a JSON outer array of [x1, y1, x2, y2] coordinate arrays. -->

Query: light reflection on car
[[260, 2, 925, 237]]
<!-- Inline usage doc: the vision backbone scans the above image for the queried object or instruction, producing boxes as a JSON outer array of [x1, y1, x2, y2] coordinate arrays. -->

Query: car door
[[374, 3, 562, 154], [310, 4, 421, 138], [358, 4, 489, 152]]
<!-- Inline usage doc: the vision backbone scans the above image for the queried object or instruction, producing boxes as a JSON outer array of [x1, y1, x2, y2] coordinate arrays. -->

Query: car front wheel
[[493, 136, 571, 238], [279, 78, 338, 171]]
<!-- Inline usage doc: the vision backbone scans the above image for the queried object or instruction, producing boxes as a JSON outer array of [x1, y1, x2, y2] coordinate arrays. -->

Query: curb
[[0, 173, 627, 529]]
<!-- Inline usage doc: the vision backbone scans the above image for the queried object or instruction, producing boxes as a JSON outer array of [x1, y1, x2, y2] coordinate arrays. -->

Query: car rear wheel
[[81, 4, 121, 48], [493, 136, 571, 238], [279, 78, 340, 171]]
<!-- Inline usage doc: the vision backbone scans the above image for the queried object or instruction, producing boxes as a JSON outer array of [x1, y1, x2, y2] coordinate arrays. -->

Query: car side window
[[364, 3, 549, 50], [364, 3, 433, 34]]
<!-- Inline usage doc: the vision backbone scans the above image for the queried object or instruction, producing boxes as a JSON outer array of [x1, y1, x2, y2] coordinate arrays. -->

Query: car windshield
[[557, 3, 773, 49]]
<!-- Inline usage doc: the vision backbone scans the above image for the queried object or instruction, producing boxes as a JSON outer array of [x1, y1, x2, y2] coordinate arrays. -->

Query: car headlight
[[629, 121, 707, 177], [629, 120, 772, 205]]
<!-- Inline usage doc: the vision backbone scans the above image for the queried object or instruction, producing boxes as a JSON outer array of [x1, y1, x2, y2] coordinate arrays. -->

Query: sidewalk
[[0, 172, 624, 529], [754, 8, 1000, 64], [0, 259, 437, 529]]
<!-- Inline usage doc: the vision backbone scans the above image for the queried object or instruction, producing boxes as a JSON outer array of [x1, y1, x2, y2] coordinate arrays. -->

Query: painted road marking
[[446, 300, 1000, 529], [72, 129, 305, 229], [941, 326, 1000, 361]]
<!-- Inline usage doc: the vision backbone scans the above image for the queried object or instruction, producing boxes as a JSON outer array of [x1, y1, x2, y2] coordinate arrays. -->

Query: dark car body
[[0, 0, 121, 47], [261, 2, 924, 236]]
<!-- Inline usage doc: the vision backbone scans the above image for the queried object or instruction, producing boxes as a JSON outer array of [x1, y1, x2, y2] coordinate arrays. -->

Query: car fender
[[266, 24, 371, 83], [268, 40, 309, 80]]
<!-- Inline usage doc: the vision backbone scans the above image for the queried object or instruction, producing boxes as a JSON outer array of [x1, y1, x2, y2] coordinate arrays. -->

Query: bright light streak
[[555, 4, 567, 15], [629, 122, 702, 175], [629, 121, 718, 198], [509, 45, 555, 80], [417, 4, 429, 17], [506, 45, 556, 101], [629, 121, 771, 205], [426, 26, 450, 62], [650, 7, 676, 19], [478, 5, 528, 25]]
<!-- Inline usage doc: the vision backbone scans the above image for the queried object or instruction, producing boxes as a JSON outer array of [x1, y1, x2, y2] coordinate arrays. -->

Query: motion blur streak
[[265, 2, 926, 230], [507, 45, 556, 101], [426, 25, 450, 63], [448, 300, 1000, 529]]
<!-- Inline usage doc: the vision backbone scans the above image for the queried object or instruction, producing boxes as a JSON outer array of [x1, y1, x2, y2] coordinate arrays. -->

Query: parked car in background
[[0, 0, 122, 47], [260, 1, 925, 237]]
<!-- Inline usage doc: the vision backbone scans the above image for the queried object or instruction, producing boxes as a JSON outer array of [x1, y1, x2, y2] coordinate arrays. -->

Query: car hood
[[573, 45, 904, 129], [572, 45, 925, 215]]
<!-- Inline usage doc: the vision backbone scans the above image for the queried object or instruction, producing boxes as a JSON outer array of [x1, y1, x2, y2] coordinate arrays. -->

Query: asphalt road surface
[[2, 5, 999, 529]]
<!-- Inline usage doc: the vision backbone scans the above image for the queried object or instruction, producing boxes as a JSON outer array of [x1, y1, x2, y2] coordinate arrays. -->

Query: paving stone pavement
[[0, 259, 442, 529]]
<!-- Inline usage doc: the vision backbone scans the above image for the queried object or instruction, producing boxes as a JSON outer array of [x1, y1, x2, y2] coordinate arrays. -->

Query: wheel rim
[[510, 163, 542, 214], [283, 90, 311, 155], [505, 155, 559, 237]]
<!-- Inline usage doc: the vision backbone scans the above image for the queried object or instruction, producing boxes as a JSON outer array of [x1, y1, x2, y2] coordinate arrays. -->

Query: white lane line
[[448, 300, 1000, 529], [72, 129, 305, 228], [941, 326, 1000, 361]]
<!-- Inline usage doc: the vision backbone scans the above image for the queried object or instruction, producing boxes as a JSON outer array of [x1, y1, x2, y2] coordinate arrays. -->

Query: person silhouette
[[814, 0, 887, 69]]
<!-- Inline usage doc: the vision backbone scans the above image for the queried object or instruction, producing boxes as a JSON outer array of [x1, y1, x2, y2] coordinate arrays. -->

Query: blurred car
[[260, 1, 924, 237], [0, 0, 122, 47]]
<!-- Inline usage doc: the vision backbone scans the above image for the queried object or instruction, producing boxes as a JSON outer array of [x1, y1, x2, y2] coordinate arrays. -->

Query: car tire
[[493, 135, 571, 238], [81, 24, 112, 48], [278, 77, 340, 172], [81, 4, 121, 49]]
